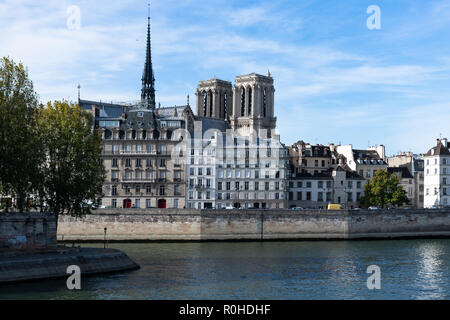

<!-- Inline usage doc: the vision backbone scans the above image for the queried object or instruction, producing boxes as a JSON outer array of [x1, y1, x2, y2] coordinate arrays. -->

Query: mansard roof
[[425, 142, 450, 156], [387, 167, 414, 179], [195, 117, 231, 134], [79, 99, 126, 118], [156, 105, 188, 120]]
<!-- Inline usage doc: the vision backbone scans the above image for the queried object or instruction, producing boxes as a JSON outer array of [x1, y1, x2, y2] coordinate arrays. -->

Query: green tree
[[37, 101, 105, 216], [0, 57, 43, 212], [360, 169, 409, 208]]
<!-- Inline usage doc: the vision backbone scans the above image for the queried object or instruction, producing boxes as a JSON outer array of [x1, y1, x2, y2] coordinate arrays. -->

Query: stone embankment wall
[[0, 212, 57, 249], [0, 248, 139, 283], [58, 209, 450, 241]]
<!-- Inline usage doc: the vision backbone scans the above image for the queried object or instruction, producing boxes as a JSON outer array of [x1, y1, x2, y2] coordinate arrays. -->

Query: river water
[[0, 239, 449, 300]]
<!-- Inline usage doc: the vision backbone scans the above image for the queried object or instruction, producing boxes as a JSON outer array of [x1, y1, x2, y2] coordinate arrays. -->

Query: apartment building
[[424, 138, 450, 208]]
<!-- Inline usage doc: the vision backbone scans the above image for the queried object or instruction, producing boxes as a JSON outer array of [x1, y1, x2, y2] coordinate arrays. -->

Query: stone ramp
[[0, 247, 140, 284]]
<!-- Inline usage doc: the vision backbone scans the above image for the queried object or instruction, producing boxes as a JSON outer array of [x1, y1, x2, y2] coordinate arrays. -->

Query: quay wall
[[58, 209, 450, 241], [0, 212, 57, 249]]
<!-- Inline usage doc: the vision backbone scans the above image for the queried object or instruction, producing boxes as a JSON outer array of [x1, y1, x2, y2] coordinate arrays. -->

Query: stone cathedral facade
[[80, 11, 289, 210]]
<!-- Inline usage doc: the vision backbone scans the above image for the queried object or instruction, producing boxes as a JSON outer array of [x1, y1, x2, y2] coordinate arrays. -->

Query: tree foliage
[[360, 169, 409, 208], [37, 101, 105, 216], [0, 57, 105, 216], [0, 57, 43, 211]]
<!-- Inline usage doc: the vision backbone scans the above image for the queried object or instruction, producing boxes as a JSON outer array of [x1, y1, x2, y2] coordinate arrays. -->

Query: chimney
[[437, 138, 441, 146], [329, 143, 335, 152], [441, 138, 448, 147]]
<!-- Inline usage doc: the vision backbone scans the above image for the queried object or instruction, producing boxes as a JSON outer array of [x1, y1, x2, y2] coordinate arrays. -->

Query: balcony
[[122, 178, 156, 183], [120, 150, 157, 155]]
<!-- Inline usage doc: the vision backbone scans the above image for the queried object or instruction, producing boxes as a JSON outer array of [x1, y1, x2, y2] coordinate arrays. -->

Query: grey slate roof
[[388, 167, 414, 179]]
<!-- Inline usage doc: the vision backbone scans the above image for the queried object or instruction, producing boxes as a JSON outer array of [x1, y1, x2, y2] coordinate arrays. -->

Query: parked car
[[327, 204, 342, 210], [224, 205, 234, 210], [368, 206, 379, 210], [291, 207, 304, 211]]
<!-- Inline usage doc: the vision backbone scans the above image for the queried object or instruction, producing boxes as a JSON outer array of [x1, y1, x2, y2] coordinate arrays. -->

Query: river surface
[[0, 239, 449, 300]]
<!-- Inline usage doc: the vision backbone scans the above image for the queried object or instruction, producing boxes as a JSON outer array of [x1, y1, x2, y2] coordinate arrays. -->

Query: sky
[[1, 0, 449, 156]]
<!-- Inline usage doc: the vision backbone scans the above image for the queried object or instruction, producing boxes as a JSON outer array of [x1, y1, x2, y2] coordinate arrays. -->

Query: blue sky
[[1, 0, 450, 155]]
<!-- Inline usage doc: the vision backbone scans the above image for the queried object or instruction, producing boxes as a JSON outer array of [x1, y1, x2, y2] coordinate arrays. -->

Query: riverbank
[[58, 208, 450, 241], [0, 247, 140, 284]]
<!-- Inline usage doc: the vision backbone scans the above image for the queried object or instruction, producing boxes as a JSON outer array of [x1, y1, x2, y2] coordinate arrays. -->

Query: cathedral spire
[[141, 4, 156, 110]]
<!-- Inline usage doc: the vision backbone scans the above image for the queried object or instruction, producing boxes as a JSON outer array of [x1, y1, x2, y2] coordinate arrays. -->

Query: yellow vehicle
[[327, 204, 343, 210]]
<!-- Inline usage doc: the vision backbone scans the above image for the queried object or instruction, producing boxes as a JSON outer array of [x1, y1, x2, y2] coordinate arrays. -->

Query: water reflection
[[414, 243, 445, 300], [0, 239, 449, 300]]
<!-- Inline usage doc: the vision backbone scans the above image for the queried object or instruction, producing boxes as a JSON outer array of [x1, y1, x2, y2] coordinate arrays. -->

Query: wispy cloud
[[0, 0, 449, 154]]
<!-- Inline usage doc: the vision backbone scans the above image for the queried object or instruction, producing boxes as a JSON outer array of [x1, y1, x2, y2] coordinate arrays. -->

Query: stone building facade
[[387, 152, 424, 208], [424, 138, 450, 208], [81, 14, 195, 209]]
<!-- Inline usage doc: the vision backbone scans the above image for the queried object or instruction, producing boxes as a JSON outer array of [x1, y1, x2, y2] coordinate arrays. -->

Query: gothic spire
[[141, 4, 156, 110]]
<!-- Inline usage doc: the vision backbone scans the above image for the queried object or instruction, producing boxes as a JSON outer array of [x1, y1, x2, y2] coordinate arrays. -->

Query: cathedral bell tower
[[231, 72, 276, 137]]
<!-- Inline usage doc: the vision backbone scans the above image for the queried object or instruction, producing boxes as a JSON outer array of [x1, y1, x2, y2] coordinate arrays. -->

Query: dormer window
[[138, 112, 144, 118]]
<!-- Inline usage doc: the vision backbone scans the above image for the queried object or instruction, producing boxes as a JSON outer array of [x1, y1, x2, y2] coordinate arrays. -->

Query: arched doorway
[[158, 199, 167, 209], [123, 199, 132, 208]]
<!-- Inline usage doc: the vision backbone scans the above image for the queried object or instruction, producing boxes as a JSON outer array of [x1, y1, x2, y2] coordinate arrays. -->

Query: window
[[306, 181, 312, 188], [263, 88, 267, 117], [112, 185, 117, 196], [174, 199, 179, 208], [297, 192, 302, 200], [112, 199, 117, 208], [135, 199, 140, 208], [146, 185, 151, 193], [318, 192, 323, 202], [306, 192, 311, 200], [241, 88, 245, 116], [348, 192, 353, 202], [146, 199, 151, 208], [112, 158, 118, 167], [160, 186, 165, 196]]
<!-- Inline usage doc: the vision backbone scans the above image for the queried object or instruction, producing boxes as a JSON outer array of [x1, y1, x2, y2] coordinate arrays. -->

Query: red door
[[158, 199, 167, 209], [123, 199, 132, 208]]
